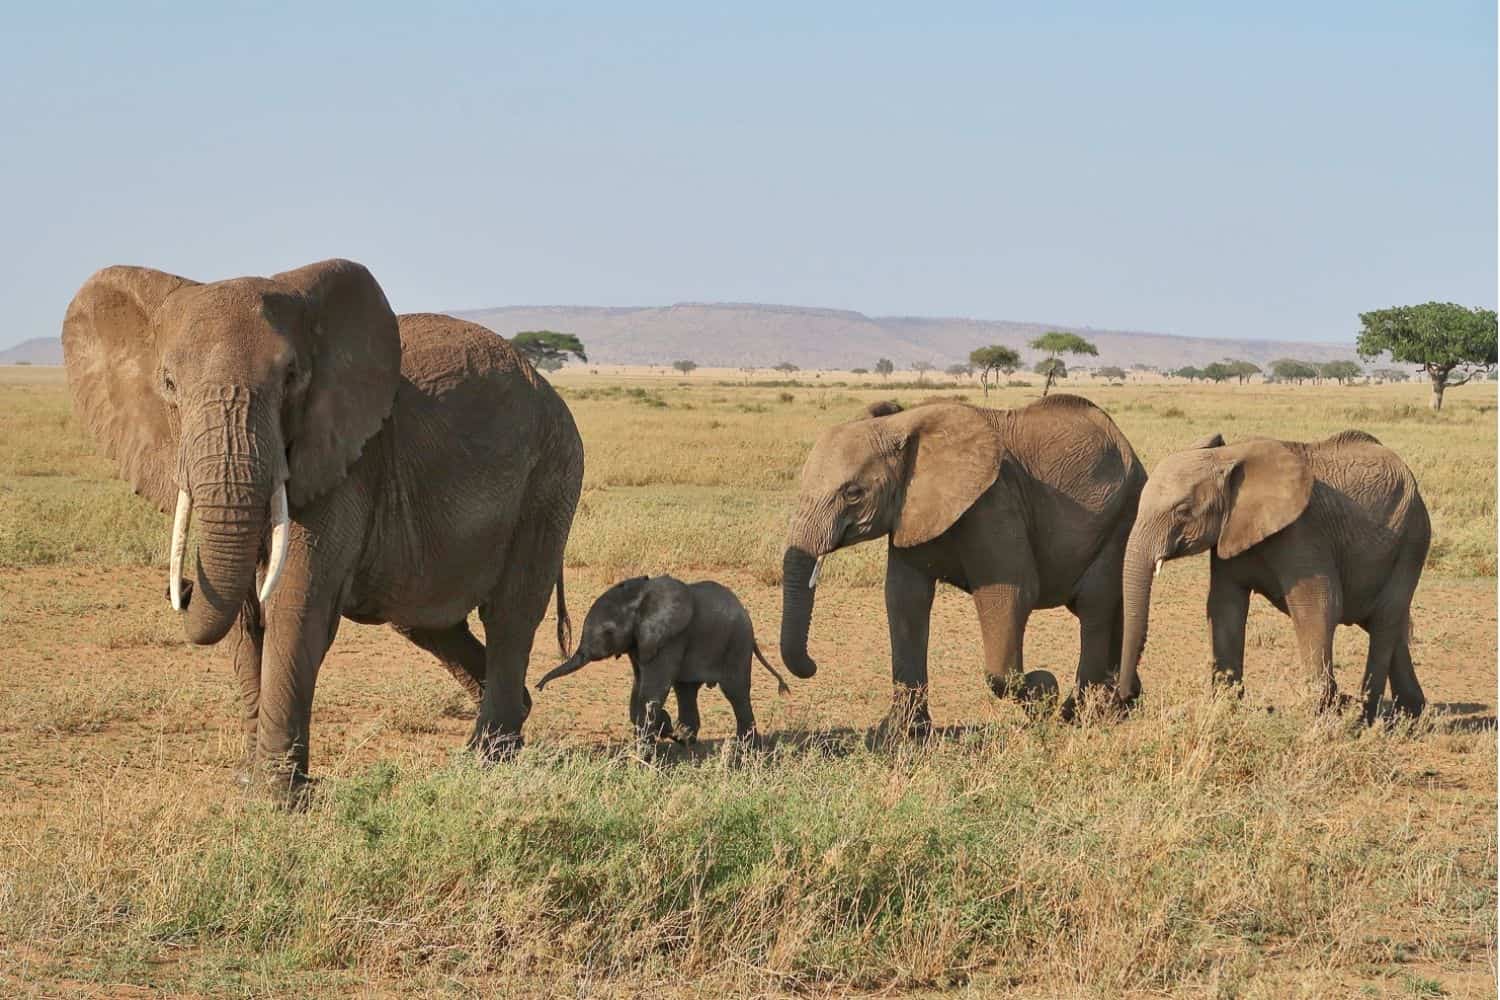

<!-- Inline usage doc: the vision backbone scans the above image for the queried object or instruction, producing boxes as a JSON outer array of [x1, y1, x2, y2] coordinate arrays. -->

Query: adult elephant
[[63, 260, 583, 796], [1115, 431, 1429, 723], [779, 395, 1146, 731]]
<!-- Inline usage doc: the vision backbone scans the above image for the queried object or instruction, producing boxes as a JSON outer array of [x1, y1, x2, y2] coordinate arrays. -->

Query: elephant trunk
[[1117, 517, 1169, 703], [779, 546, 820, 679], [179, 392, 286, 647], [536, 650, 588, 690]]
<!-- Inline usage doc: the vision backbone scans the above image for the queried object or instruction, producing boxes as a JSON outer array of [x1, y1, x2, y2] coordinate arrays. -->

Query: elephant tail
[[753, 641, 791, 696], [555, 572, 573, 657]]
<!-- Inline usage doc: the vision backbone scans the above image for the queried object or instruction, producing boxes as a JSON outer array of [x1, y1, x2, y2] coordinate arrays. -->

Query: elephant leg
[[1283, 575, 1340, 712], [721, 676, 757, 742], [884, 554, 936, 735], [393, 621, 485, 703], [973, 581, 1036, 700], [1388, 630, 1426, 718], [1359, 617, 1403, 725], [225, 596, 263, 782], [1207, 569, 1251, 690], [634, 648, 682, 745], [472, 508, 570, 760], [672, 681, 703, 743], [1063, 549, 1123, 716]]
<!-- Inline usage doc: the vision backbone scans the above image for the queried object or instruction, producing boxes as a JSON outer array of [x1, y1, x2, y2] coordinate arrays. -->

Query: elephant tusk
[[169, 489, 192, 610], [258, 484, 291, 604], [808, 555, 825, 590], [1154, 557, 1163, 578]]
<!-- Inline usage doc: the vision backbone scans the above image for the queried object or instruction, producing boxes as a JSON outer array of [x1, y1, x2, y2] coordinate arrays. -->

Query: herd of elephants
[[61, 259, 1433, 798]]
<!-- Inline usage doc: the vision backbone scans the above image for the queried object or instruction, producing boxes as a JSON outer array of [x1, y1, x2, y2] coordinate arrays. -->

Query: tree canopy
[[1095, 365, 1126, 382], [1203, 362, 1233, 383], [875, 358, 895, 379], [773, 361, 800, 373], [1172, 366, 1204, 382], [512, 330, 587, 372], [1226, 360, 1261, 384], [1318, 360, 1362, 385], [1269, 359, 1319, 384], [1357, 302, 1498, 409], [910, 360, 935, 384], [969, 345, 1022, 398], [672, 360, 698, 375], [1029, 332, 1097, 395], [946, 362, 973, 382]]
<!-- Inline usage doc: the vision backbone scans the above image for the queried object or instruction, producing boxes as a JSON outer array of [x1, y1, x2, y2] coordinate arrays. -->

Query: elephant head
[[1115, 433, 1312, 701], [779, 401, 999, 678], [62, 260, 401, 646], [536, 576, 693, 688]]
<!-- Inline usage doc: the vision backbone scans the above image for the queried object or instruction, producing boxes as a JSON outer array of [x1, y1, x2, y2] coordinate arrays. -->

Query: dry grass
[[0, 365, 1494, 997]]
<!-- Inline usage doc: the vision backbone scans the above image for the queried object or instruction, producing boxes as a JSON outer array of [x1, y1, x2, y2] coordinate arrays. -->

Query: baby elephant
[[537, 575, 790, 742]]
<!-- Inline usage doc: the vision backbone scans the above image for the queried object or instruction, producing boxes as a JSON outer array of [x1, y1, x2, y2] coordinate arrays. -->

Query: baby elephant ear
[[1187, 432, 1225, 449], [1217, 440, 1313, 559], [635, 577, 693, 662], [271, 260, 402, 508], [62, 266, 200, 513]]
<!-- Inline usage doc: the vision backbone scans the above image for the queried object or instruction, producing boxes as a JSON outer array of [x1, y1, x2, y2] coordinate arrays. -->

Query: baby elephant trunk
[[536, 650, 589, 691]]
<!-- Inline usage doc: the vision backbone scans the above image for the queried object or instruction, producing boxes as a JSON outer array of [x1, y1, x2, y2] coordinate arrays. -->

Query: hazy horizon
[[2, 3, 1494, 352]]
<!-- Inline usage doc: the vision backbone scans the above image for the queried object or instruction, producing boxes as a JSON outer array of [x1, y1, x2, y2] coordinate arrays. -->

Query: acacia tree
[[673, 359, 698, 375], [946, 362, 973, 384], [1034, 358, 1067, 386], [1173, 366, 1204, 382], [1318, 360, 1362, 385], [1203, 362, 1233, 383], [512, 330, 588, 372], [1029, 331, 1098, 396], [1357, 303, 1498, 410], [850, 367, 869, 375], [1372, 368, 1409, 383], [911, 360, 935, 385], [1227, 360, 1261, 384], [1096, 365, 1126, 383], [1269, 359, 1318, 385], [773, 361, 800, 374], [969, 345, 1022, 398], [875, 358, 895, 380]]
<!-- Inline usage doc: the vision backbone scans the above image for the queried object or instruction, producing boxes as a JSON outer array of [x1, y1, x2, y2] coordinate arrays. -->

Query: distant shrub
[[778, 392, 795, 403]]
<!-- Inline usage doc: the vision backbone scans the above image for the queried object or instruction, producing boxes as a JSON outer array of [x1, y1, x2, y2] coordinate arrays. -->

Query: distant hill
[[0, 337, 63, 365], [455, 302, 1365, 371], [2, 303, 1368, 372]]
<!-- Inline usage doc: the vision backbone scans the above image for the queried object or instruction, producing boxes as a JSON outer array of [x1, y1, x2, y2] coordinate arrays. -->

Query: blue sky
[[1, 2, 1493, 348]]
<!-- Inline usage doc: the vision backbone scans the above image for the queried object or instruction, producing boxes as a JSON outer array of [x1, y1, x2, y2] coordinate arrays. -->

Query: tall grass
[[3, 699, 1492, 995]]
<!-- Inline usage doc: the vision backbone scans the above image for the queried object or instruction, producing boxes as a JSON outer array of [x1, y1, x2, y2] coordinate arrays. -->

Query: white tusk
[[258, 484, 290, 604], [169, 489, 192, 610], [1154, 557, 1163, 578], [808, 555, 825, 590]]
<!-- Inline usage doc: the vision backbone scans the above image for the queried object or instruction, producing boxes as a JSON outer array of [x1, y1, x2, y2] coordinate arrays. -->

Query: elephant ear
[[890, 404, 1000, 548], [62, 266, 200, 513], [1217, 440, 1313, 559], [271, 260, 402, 508], [634, 577, 694, 662], [1187, 432, 1225, 449]]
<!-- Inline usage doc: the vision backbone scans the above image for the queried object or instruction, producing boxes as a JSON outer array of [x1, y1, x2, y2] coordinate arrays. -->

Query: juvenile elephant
[[780, 396, 1146, 731], [1115, 431, 1430, 723], [62, 260, 583, 796], [537, 576, 790, 742]]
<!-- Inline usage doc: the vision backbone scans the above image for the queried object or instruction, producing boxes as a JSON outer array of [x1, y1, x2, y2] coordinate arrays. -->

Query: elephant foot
[[873, 701, 933, 747], [241, 760, 313, 810], [671, 724, 699, 745], [469, 726, 524, 762]]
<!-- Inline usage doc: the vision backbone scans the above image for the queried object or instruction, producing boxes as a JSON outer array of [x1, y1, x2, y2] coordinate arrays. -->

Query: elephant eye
[[842, 483, 865, 503], [160, 371, 177, 397]]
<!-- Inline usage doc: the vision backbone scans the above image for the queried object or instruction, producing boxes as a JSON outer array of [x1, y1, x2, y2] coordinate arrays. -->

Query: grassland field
[[0, 364, 1494, 998]]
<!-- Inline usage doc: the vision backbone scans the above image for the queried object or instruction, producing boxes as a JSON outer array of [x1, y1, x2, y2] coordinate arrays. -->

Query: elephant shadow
[[1425, 703, 1497, 733], [599, 721, 1016, 766]]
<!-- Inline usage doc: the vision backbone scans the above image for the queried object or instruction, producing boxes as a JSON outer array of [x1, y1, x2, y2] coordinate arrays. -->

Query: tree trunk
[[1429, 369, 1448, 411]]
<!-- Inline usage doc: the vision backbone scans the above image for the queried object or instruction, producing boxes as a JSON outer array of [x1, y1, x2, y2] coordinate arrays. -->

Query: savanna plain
[[0, 364, 1495, 998]]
